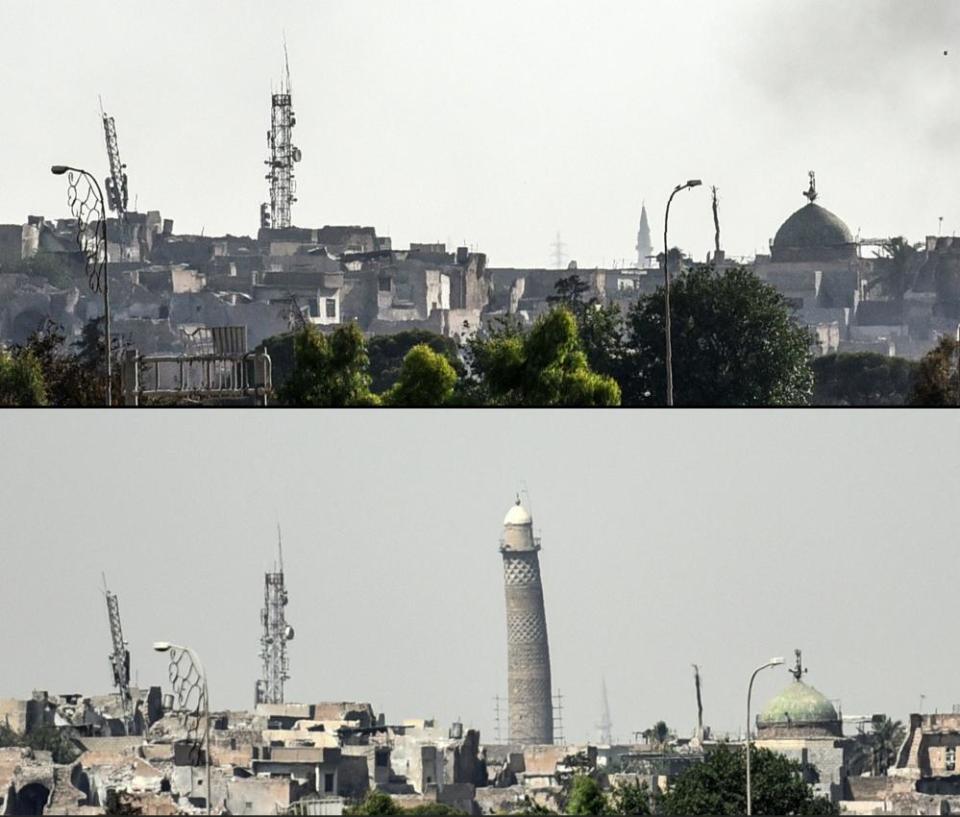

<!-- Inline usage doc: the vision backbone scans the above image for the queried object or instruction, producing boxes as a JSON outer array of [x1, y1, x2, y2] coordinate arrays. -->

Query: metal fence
[[120, 349, 272, 406]]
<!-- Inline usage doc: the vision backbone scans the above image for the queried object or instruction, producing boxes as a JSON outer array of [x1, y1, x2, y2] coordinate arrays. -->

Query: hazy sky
[[1, 410, 958, 744], [2, 0, 959, 267]]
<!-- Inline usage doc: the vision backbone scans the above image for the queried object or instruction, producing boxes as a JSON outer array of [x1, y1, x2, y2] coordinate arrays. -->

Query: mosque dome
[[503, 499, 532, 527], [774, 203, 853, 252], [770, 172, 857, 263], [759, 680, 838, 727], [757, 651, 842, 738]]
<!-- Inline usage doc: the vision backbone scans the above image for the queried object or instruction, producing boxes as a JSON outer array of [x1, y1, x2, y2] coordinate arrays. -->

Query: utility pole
[[711, 186, 721, 258]]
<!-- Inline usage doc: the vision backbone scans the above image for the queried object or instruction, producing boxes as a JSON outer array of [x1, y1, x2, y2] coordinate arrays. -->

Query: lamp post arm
[[663, 186, 681, 407]]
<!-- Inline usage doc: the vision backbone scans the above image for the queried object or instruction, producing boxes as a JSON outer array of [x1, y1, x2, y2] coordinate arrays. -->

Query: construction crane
[[99, 98, 129, 221], [102, 575, 132, 734], [255, 525, 295, 705]]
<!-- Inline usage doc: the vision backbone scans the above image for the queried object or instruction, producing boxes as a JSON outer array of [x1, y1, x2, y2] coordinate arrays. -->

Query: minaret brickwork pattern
[[500, 499, 553, 744]]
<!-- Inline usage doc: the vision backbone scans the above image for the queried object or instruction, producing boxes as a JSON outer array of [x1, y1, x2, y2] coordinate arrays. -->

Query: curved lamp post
[[663, 179, 702, 407], [51, 164, 112, 406], [746, 656, 784, 816], [154, 641, 211, 814]]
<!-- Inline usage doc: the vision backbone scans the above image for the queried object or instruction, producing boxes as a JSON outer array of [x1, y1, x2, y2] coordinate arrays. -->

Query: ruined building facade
[[500, 499, 553, 745]]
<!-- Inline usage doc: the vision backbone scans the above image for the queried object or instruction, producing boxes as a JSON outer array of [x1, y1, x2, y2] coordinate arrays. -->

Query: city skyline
[[1, 410, 957, 745], [3, 1, 959, 268]]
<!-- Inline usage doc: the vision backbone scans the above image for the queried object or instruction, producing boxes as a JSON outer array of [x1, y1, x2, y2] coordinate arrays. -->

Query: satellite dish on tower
[[292, 147, 302, 163]]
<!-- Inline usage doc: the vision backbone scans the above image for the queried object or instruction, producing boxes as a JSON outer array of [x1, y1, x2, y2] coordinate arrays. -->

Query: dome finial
[[803, 171, 818, 204], [790, 648, 808, 682]]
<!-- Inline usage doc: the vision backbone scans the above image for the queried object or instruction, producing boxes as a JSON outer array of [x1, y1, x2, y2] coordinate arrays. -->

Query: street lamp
[[154, 641, 211, 815], [746, 656, 784, 816], [663, 179, 702, 407], [51, 164, 112, 406]]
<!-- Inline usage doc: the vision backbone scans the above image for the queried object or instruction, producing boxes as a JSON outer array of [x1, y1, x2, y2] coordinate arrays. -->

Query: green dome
[[758, 680, 838, 727], [774, 203, 853, 250]]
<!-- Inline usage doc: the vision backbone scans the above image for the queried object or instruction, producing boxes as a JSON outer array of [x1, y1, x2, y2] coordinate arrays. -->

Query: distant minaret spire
[[636, 203, 653, 267], [598, 677, 613, 745]]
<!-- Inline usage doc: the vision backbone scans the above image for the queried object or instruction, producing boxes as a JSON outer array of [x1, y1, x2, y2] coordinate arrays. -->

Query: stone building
[[499, 498, 554, 746], [755, 650, 852, 804]]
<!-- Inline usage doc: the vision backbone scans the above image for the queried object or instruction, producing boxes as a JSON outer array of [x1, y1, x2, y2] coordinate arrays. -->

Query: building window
[[378, 276, 391, 293], [324, 773, 335, 793], [375, 752, 388, 768], [325, 298, 337, 319], [947, 746, 956, 772]]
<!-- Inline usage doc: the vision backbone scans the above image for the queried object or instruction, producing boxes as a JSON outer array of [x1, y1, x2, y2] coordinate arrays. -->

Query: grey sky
[[1, 410, 957, 744], [2, 0, 959, 267]]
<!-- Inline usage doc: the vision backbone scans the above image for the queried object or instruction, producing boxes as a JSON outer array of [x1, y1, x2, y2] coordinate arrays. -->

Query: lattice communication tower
[[100, 101, 129, 221], [261, 44, 302, 229], [255, 527, 294, 705], [103, 577, 132, 733]]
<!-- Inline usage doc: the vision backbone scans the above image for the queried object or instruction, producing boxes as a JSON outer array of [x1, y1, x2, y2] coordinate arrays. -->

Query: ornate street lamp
[[154, 642, 211, 814], [51, 165, 112, 406]]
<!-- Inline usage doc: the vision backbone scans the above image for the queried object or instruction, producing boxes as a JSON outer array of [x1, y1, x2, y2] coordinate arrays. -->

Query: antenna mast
[[100, 99, 129, 223], [256, 526, 294, 705], [103, 575, 132, 734], [261, 40, 301, 230], [598, 677, 613, 744], [550, 232, 568, 270]]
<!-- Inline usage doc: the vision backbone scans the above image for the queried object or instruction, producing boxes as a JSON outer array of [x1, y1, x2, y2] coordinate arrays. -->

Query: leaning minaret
[[500, 497, 553, 744]]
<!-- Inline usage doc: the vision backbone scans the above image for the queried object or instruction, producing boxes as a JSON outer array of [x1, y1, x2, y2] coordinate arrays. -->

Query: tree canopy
[[467, 307, 621, 406], [278, 323, 379, 407], [383, 343, 459, 407], [910, 334, 960, 406], [367, 330, 464, 394], [660, 744, 836, 816], [0, 347, 47, 407], [625, 265, 814, 406], [811, 353, 917, 406]]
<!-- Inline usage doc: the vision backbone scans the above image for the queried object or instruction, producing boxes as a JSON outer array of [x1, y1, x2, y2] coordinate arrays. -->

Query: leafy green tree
[[811, 353, 917, 406], [0, 347, 47, 406], [12, 319, 104, 406], [866, 237, 920, 318], [910, 334, 960, 406], [660, 744, 836, 816], [548, 275, 634, 390], [625, 265, 814, 406], [345, 791, 402, 815], [565, 774, 610, 816], [468, 308, 621, 406], [384, 344, 459, 407], [279, 323, 378, 407], [367, 330, 465, 393], [609, 778, 652, 815]]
